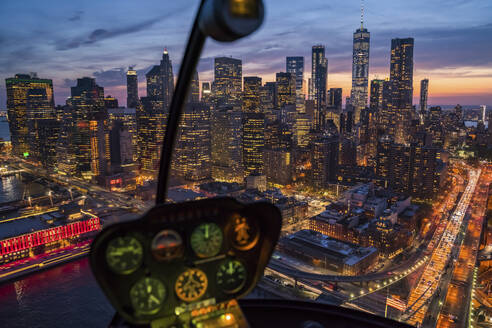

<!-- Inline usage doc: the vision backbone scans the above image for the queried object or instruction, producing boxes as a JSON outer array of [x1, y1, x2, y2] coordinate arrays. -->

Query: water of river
[[0, 175, 112, 327]]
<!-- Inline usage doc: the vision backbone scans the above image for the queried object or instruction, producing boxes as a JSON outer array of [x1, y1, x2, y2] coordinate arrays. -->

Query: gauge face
[[230, 215, 259, 250], [151, 230, 184, 261], [175, 268, 208, 302], [105, 236, 143, 274], [190, 223, 223, 258], [129, 277, 166, 315], [216, 259, 247, 294]]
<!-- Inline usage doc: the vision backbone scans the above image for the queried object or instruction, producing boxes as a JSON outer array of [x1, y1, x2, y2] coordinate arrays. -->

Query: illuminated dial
[[216, 259, 247, 294], [175, 268, 208, 302], [190, 223, 223, 258], [129, 277, 166, 315], [230, 215, 259, 250], [151, 230, 184, 261], [105, 236, 143, 274]]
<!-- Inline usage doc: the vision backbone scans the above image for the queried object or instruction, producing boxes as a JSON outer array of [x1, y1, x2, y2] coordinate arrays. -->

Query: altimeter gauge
[[105, 236, 143, 275]]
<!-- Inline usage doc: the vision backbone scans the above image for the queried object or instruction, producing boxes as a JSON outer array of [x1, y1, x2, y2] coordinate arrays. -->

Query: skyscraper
[[173, 102, 211, 181], [369, 79, 385, 112], [5, 74, 55, 157], [201, 82, 211, 103], [242, 112, 265, 175], [160, 49, 174, 109], [211, 106, 243, 182], [310, 134, 339, 188], [243, 77, 262, 113], [420, 79, 429, 114], [144, 50, 174, 109], [350, 7, 370, 124], [328, 88, 343, 111], [389, 38, 414, 143], [312, 45, 328, 130], [212, 57, 242, 105], [188, 70, 200, 103], [67, 77, 107, 178], [126, 67, 139, 108], [275, 72, 296, 109], [286, 56, 304, 95], [286, 56, 305, 113]]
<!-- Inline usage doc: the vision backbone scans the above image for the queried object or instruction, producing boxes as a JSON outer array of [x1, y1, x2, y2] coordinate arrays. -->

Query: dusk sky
[[0, 0, 491, 108]]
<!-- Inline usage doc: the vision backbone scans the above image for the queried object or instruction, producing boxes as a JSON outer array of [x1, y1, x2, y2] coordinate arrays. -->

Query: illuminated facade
[[376, 136, 440, 199], [350, 22, 370, 124], [66, 77, 106, 178], [89, 114, 111, 181], [369, 79, 384, 112], [212, 57, 242, 105], [201, 82, 211, 103], [275, 72, 296, 109], [126, 67, 139, 108], [5, 74, 55, 158], [242, 112, 265, 175], [311, 45, 327, 131], [137, 97, 167, 176], [173, 102, 211, 181], [310, 134, 339, 189], [243, 76, 262, 113], [286, 56, 305, 113], [264, 149, 292, 186], [419, 78, 429, 114], [0, 217, 101, 264], [242, 77, 264, 175], [211, 106, 243, 182], [389, 38, 414, 143], [145, 50, 174, 109]]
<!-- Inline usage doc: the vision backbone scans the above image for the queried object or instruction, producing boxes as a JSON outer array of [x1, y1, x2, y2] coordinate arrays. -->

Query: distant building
[[5, 73, 55, 158], [243, 76, 262, 113], [126, 67, 139, 108], [211, 106, 243, 182], [286, 56, 305, 113], [212, 57, 242, 105], [277, 230, 378, 275], [389, 38, 414, 143], [312, 45, 328, 131], [201, 82, 211, 103], [242, 112, 265, 176], [275, 72, 296, 109], [328, 88, 343, 111], [350, 19, 370, 124], [104, 95, 119, 109], [264, 149, 292, 186], [310, 134, 339, 189], [173, 102, 211, 181], [419, 79, 429, 114], [66, 77, 107, 179], [376, 135, 442, 200], [369, 79, 384, 112]]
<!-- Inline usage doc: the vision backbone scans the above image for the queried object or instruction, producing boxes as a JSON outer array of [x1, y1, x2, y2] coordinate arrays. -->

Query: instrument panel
[[89, 197, 282, 325]]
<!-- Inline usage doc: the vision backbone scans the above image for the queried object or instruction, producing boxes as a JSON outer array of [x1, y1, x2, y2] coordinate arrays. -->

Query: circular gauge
[[190, 223, 223, 258], [216, 259, 247, 294], [230, 215, 259, 250], [105, 236, 143, 275], [175, 268, 208, 302], [129, 277, 166, 315], [151, 230, 184, 261]]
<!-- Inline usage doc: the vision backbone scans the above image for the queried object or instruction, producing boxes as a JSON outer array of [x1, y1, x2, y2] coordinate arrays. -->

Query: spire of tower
[[360, 0, 364, 29]]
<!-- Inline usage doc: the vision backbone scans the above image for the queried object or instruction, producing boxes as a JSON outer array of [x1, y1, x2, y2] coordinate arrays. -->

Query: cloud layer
[[0, 0, 490, 107]]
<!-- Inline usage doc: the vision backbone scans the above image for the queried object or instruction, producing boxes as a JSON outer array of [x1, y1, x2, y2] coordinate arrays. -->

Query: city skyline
[[0, 0, 491, 107]]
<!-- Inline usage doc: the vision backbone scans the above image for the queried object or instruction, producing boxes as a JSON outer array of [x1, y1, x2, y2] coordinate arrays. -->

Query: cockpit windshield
[[0, 0, 491, 327]]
